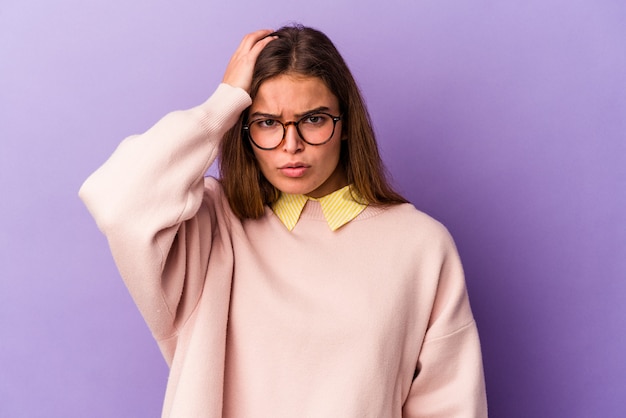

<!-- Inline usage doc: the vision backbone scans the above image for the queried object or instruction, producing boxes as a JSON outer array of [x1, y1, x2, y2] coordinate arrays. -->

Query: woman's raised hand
[[222, 29, 277, 93]]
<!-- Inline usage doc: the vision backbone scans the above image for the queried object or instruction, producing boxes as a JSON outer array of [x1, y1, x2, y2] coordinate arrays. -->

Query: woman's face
[[249, 74, 347, 198]]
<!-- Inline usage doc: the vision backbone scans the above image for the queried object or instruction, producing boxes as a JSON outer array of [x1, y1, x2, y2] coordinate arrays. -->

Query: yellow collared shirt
[[271, 185, 368, 231]]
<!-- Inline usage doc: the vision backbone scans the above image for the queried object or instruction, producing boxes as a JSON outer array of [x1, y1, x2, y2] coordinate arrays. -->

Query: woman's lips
[[279, 163, 310, 178]]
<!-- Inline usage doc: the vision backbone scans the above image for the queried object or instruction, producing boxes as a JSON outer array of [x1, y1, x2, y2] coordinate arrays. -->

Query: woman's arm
[[79, 84, 251, 341], [403, 235, 488, 417], [79, 30, 277, 349]]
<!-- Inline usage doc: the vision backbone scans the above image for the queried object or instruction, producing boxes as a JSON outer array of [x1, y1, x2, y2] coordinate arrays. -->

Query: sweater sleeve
[[403, 232, 488, 418], [79, 84, 252, 349]]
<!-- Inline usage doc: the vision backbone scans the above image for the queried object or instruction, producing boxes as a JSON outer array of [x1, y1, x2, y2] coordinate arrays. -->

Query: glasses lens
[[298, 114, 335, 144], [248, 113, 337, 149], [249, 119, 283, 149]]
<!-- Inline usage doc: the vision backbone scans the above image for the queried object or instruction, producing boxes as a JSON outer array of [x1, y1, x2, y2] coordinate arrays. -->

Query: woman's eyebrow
[[249, 111, 279, 119], [249, 106, 332, 120], [294, 106, 331, 118]]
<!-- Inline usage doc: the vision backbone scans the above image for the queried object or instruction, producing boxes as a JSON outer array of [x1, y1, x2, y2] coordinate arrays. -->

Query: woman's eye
[[304, 114, 327, 125], [257, 119, 276, 128]]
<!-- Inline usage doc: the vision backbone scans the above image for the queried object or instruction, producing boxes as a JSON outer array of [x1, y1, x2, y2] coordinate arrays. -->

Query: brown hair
[[219, 24, 407, 219]]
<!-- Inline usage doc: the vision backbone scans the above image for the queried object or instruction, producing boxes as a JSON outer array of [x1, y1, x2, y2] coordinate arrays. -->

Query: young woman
[[80, 25, 487, 417]]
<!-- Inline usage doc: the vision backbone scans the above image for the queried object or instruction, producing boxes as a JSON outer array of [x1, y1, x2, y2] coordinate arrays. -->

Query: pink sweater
[[79, 84, 487, 417]]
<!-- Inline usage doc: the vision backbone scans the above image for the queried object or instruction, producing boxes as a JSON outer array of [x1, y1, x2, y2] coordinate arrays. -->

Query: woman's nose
[[282, 123, 304, 153]]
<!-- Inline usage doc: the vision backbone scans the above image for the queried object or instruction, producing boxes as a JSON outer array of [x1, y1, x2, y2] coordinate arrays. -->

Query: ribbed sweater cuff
[[196, 83, 252, 134]]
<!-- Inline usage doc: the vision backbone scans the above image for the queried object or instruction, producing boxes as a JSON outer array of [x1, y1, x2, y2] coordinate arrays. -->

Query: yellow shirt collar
[[272, 185, 367, 231]]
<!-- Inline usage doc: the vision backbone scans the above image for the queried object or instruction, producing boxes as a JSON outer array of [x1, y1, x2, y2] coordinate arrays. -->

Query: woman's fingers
[[238, 29, 275, 53], [222, 29, 277, 92]]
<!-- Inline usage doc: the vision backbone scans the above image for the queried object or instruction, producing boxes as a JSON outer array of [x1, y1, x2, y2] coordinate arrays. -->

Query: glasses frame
[[243, 112, 342, 151]]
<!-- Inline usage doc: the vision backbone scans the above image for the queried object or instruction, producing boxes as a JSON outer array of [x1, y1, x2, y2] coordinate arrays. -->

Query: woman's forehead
[[251, 74, 339, 116]]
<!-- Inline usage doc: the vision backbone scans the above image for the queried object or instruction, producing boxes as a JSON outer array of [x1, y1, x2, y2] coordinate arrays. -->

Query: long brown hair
[[220, 24, 407, 219]]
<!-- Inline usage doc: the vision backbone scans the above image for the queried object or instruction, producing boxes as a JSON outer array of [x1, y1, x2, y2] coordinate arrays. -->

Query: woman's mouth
[[279, 163, 310, 178]]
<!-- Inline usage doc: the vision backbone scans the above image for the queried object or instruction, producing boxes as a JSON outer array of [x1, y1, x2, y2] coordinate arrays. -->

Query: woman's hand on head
[[222, 29, 277, 93]]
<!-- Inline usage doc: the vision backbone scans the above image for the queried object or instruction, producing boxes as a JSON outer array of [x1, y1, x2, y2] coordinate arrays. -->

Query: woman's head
[[220, 25, 406, 219], [249, 24, 354, 118]]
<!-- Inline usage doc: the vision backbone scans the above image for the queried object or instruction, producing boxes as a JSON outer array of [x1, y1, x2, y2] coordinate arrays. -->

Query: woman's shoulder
[[203, 176, 224, 194], [360, 202, 455, 244], [363, 201, 443, 226], [201, 176, 239, 221]]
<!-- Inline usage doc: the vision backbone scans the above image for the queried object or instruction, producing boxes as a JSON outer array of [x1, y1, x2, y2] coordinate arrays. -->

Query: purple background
[[1, 0, 625, 416]]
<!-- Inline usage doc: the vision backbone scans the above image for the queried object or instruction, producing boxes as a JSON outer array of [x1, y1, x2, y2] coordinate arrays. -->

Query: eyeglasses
[[243, 112, 342, 150]]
